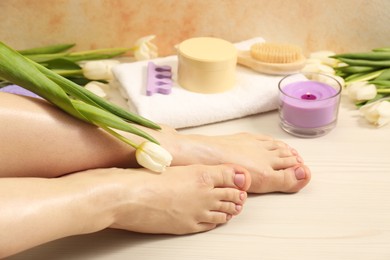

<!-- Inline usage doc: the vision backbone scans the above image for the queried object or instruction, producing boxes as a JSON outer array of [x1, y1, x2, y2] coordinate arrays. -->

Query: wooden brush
[[237, 42, 306, 75]]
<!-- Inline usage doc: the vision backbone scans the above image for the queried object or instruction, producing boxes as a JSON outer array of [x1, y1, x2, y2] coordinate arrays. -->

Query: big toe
[[211, 164, 252, 191], [248, 165, 311, 193]]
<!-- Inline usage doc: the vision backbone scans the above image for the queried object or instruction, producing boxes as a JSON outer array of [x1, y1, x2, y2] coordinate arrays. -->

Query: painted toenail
[[240, 192, 246, 201], [234, 173, 245, 188], [235, 204, 242, 212], [294, 167, 306, 180]]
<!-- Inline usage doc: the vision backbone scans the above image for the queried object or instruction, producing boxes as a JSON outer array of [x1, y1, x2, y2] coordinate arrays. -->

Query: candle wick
[[301, 92, 317, 100]]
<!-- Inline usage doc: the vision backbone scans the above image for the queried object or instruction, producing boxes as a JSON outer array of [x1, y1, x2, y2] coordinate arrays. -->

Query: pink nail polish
[[235, 204, 242, 212], [240, 192, 246, 201], [234, 173, 245, 188], [294, 167, 306, 180]]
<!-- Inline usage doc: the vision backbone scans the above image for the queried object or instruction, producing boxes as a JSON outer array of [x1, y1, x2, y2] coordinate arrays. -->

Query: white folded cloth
[[112, 37, 283, 129]]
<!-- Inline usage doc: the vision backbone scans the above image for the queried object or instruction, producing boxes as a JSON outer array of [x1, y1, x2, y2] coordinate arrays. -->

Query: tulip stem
[[377, 89, 390, 94], [99, 125, 139, 149], [52, 69, 83, 77], [70, 47, 135, 56]]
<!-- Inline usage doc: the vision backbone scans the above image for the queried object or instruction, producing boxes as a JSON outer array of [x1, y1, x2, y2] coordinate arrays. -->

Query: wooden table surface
[[9, 92, 390, 260]]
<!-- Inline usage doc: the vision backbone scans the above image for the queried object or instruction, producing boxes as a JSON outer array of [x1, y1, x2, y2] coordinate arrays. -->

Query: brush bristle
[[250, 43, 303, 63]]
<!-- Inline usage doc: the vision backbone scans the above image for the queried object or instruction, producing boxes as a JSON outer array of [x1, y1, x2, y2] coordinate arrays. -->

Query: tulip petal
[[135, 142, 172, 172], [360, 100, 390, 127]]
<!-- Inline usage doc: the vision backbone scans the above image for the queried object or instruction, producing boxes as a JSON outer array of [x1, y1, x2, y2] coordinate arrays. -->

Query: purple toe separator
[[146, 62, 173, 96]]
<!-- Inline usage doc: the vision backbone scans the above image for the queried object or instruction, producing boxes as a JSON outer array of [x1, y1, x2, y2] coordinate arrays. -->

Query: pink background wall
[[1, 0, 389, 56]]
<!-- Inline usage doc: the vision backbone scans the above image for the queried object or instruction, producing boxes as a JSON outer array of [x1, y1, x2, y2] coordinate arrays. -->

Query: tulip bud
[[135, 141, 172, 172], [347, 81, 377, 101], [133, 35, 158, 61], [82, 60, 120, 80], [301, 63, 335, 75], [332, 75, 345, 88], [360, 100, 390, 127], [309, 50, 338, 67], [84, 81, 109, 99]]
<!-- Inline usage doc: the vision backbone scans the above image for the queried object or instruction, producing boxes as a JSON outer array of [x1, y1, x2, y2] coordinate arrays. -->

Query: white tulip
[[360, 100, 390, 127], [347, 81, 377, 101], [334, 61, 349, 69], [332, 75, 345, 88], [82, 59, 120, 80], [135, 141, 172, 172], [301, 63, 335, 75], [133, 35, 158, 61], [84, 81, 110, 99], [309, 50, 338, 67]]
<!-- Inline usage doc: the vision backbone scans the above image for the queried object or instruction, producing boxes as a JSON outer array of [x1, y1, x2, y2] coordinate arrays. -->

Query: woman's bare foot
[[110, 163, 251, 234], [0, 164, 250, 257], [159, 130, 311, 194]]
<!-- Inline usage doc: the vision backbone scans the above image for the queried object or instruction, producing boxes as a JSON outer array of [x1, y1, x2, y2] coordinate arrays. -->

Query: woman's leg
[[0, 164, 250, 258], [0, 92, 138, 178]]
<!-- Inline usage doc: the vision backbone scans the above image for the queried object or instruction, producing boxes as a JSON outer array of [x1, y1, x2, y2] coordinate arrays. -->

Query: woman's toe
[[248, 165, 311, 193]]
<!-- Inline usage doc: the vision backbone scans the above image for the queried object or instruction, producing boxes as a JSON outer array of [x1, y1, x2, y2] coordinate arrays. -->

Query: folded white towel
[[112, 37, 283, 129]]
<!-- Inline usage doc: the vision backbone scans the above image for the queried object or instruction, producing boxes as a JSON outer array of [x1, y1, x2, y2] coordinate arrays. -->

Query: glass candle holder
[[278, 72, 342, 138]]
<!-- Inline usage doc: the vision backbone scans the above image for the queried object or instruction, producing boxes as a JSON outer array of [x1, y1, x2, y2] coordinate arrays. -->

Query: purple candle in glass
[[278, 72, 342, 137]]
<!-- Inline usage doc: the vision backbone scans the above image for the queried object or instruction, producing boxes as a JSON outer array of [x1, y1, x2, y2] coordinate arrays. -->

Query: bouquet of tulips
[[332, 48, 390, 127], [0, 37, 172, 172], [301, 48, 390, 128]]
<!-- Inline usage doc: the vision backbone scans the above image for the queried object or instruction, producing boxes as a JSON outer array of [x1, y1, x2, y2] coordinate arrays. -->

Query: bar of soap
[[177, 37, 237, 94]]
